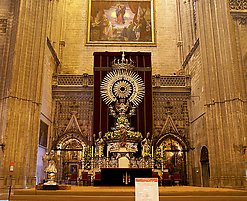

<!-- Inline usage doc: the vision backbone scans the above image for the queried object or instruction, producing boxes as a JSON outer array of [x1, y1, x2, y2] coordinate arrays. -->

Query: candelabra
[[151, 157, 155, 169], [105, 158, 110, 168], [140, 158, 145, 168], [98, 157, 104, 169], [81, 158, 85, 170], [123, 171, 130, 185], [161, 158, 164, 172]]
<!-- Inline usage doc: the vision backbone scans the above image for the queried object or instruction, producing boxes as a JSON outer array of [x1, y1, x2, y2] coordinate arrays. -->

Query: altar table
[[100, 168, 152, 186]]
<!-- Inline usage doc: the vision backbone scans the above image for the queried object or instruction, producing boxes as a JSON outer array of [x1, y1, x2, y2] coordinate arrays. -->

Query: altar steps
[[10, 186, 247, 201]]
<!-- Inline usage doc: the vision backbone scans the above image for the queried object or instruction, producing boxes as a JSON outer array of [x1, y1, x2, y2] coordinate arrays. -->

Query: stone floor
[[1, 186, 247, 201]]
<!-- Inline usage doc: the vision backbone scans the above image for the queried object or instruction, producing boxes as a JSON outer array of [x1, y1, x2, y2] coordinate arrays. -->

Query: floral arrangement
[[103, 130, 142, 142], [126, 131, 142, 141], [103, 103, 143, 143], [83, 146, 93, 170], [117, 116, 129, 124]]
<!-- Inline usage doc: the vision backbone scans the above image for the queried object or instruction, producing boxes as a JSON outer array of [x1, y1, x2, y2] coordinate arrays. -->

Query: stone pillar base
[[0, 176, 36, 189], [210, 176, 247, 188]]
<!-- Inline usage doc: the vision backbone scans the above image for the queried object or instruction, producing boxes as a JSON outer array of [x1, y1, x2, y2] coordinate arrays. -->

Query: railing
[[53, 74, 190, 88], [152, 75, 190, 88], [53, 74, 94, 86]]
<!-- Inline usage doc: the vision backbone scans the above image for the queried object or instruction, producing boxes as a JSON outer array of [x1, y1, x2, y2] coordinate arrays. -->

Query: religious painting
[[87, 0, 155, 45], [39, 120, 48, 147], [69, 164, 78, 174]]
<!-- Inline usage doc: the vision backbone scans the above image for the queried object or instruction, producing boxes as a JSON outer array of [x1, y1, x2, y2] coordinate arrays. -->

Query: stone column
[[0, 0, 50, 188], [197, 0, 247, 187]]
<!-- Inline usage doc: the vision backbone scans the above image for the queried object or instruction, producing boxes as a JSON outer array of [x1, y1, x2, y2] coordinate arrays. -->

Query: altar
[[42, 53, 155, 186], [92, 54, 154, 186], [100, 168, 152, 186]]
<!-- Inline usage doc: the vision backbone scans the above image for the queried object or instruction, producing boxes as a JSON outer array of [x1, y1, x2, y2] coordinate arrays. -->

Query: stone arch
[[155, 132, 189, 185], [200, 146, 210, 187], [51, 132, 87, 182], [52, 132, 85, 150], [156, 132, 189, 151]]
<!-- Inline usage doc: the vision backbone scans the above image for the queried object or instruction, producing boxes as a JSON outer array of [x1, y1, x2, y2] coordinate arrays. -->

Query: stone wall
[[0, 0, 13, 186], [35, 39, 58, 185], [179, 0, 247, 188], [41, 42, 58, 126], [195, 0, 247, 188], [46, 0, 181, 75], [0, 0, 51, 188], [0, 0, 246, 189], [184, 44, 206, 187]]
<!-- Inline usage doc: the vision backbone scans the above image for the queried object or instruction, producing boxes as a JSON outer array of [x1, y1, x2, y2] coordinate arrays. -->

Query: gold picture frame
[[39, 120, 48, 147], [87, 0, 155, 46]]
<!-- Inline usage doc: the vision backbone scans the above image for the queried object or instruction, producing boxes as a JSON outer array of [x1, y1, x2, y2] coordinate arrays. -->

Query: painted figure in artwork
[[116, 4, 126, 24]]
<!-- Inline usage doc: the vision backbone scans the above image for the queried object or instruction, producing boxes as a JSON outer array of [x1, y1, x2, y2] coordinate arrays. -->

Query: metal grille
[[230, 0, 247, 10], [54, 75, 189, 87], [160, 76, 186, 86], [56, 74, 94, 86]]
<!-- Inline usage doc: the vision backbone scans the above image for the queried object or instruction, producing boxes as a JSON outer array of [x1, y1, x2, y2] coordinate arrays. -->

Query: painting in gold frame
[[87, 0, 155, 45]]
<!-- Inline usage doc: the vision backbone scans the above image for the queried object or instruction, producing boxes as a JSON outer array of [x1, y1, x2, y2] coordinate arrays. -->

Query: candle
[[151, 146, 154, 158], [92, 146, 94, 158], [82, 146, 84, 158], [161, 146, 163, 157], [107, 146, 109, 158]]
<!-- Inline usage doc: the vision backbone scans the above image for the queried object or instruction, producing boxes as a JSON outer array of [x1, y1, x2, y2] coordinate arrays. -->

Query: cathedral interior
[[0, 0, 246, 189]]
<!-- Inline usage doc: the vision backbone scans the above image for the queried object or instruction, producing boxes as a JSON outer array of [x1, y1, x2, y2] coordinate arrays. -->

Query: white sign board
[[135, 178, 159, 201]]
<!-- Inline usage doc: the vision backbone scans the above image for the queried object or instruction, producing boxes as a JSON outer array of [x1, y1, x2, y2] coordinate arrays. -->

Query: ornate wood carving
[[52, 91, 94, 147], [152, 92, 190, 146], [52, 74, 191, 150]]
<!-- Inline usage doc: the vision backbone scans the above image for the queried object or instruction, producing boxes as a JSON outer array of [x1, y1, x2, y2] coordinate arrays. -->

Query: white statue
[[141, 132, 151, 157], [43, 150, 57, 185], [95, 131, 105, 157]]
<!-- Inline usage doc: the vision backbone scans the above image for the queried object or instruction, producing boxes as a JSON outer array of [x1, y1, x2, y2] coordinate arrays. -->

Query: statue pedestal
[[42, 185, 59, 190]]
